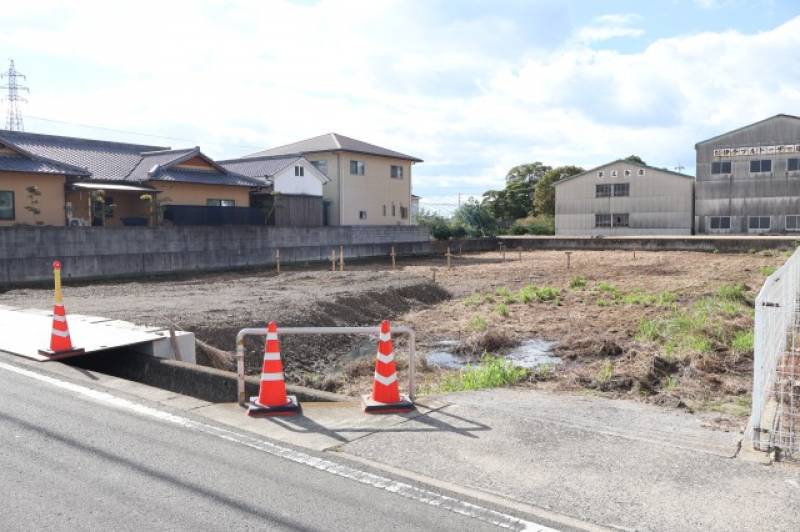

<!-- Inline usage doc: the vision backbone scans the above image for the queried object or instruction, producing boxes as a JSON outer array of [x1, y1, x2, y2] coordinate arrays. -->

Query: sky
[[1, 0, 799, 213]]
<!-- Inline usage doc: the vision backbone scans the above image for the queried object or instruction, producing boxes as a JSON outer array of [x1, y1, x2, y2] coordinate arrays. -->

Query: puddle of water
[[425, 338, 560, 370], [505, 339, 561, 368], [426, 350, 466, 369]]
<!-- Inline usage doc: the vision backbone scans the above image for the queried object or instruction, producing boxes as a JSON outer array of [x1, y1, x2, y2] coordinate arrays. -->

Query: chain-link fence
[[751, 247, 800, 458]]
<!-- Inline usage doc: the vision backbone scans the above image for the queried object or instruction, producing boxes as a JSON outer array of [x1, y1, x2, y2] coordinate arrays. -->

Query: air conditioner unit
[[67, 217, 89, 227]]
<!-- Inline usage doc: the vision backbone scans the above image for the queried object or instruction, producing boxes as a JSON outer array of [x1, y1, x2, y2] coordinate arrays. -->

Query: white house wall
[[272, 159, 324, 196]]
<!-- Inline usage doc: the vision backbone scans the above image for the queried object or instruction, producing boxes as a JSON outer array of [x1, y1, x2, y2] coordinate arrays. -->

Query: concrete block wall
[[0, 225, 497, 286]]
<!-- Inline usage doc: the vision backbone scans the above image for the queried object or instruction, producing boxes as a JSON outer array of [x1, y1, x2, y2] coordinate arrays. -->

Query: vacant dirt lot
[[1, 248, 788, 421]]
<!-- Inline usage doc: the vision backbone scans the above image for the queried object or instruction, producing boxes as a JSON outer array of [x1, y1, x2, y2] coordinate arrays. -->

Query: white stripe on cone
[[263, 352, 281, 361], [267, 332, 278, 340], [376, 353, 394, 364], [53, 315, 67, 323], [380, 332, 391, 342], [51, 329, 70, 338], [373, 372, 397, 386], [261, 372, 285, 382]]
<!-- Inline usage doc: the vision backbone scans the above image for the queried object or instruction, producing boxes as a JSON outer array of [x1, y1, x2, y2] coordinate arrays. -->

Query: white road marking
[[0, 361, 556, 532]]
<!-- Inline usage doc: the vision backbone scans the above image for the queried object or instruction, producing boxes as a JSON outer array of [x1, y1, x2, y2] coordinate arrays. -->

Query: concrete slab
[[0, 306, 195, 362], [340, 389, 800, 532], [193, 398, 453, 451]]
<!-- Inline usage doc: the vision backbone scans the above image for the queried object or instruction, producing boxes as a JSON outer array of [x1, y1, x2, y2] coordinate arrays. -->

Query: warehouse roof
[[553, 159, 693, 187], [244, 132, 423, 162], [694, 114, 800, 147]]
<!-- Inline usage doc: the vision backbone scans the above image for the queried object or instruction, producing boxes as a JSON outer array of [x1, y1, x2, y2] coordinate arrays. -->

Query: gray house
[[695, 114, 800, 234], [554, 160, 694, 236]]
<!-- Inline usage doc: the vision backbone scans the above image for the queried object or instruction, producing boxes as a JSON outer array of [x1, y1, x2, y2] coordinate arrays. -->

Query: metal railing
[[752, 247, 800, 457], [235, 326, 416, 407]]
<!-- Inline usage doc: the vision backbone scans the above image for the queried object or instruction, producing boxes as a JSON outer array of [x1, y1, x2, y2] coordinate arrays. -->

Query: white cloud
[[0, 2, 798, 212]]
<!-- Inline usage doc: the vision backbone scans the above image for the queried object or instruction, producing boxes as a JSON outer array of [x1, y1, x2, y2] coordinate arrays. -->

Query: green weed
[[663, 376, 678, 391], [463, 293, 483, 307], [731, 329, 754, 353], [468, 315, 488, 332], [596, 360, 614, 384], [716, 282, 748, 303], [494, 302, 510, 317], [439, 355, 528, 392], [569, 276, 588, 289], [759, 265, 777, 276]]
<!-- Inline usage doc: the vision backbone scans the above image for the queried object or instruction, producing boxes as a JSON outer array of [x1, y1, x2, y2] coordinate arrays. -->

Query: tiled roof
[[244, 132, 423, 162], [0, 154, 89, 176], [126, 148, 198, 181], [217, 155, 300, 183], [0, 129, 166, 179], [149, 168, 261, 187]]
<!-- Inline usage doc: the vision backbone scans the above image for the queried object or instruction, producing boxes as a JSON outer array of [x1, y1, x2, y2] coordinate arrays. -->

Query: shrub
[[429, 220, 452, 240], [731, 329, 754, 353], [494, 302, 510, 317], [450, 224, 468, 239], [596, 360, 614, 384], [716, 283, 748, 303]]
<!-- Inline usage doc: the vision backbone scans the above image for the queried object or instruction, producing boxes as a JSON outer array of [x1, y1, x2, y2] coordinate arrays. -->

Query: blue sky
[[1, 0, 799, 213]]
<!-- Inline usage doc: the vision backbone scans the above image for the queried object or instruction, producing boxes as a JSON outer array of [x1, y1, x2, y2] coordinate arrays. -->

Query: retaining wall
[[500, 236, 800, 253], [0, 225, 495, 286]]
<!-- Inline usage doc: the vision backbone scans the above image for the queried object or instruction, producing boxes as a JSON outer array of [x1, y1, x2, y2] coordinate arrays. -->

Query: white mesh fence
[[751, 247, 800, 458]]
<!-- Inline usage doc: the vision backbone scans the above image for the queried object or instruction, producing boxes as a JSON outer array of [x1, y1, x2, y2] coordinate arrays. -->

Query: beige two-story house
[[243, 133, 422, 225]]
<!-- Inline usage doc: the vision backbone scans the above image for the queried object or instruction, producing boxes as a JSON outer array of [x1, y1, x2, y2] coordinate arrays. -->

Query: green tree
[[623, 155, 646, 165], [506, 162, 550, 185], [533, 165, 584, 217], [453, 198, 496, 237], [416, 208, 452, 240]]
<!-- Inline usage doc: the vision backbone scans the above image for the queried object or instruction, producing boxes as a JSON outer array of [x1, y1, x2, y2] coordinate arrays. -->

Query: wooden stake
[[339, 245, 344, 271], [565, 251, 572, 270], [446, 246, 452, 270], [518, 249, 522, 262], [391, 246, 396, 270], [276, 249, 281, 273], [331, 249, 336, 271], [458, 243, 463, 257], [432, 267, 436, 283], [501, 243, 506, 262], [633, 249, 637, 260]]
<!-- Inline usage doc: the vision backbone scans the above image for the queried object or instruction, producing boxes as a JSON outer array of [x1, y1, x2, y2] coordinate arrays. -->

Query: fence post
[[276, 249, 281, 273], [391, 246, 396, 270], [565, 251, 572, 270], [339, 245, 345, 271], [446, 246, 452, 270]]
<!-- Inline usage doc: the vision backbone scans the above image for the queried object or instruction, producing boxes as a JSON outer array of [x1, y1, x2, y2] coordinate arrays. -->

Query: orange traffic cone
[[363, 320, 414, 414], [247, 321, 301, 417], [38, 260, 84, 359]]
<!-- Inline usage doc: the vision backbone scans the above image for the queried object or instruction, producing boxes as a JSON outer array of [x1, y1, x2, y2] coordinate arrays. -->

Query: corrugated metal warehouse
[[695, 114, 800, 234], [554, 160, 694, 236]]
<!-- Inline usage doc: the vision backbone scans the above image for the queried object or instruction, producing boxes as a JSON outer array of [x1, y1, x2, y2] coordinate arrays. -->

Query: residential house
[[554, 160, 694, 236], [0, 130, 261, 227], [219, 155, 330, 226], [242, 133, 423, 226]]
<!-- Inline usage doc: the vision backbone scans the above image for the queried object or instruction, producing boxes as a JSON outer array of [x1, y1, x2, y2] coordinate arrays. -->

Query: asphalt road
[[0, 360, 546, 532]]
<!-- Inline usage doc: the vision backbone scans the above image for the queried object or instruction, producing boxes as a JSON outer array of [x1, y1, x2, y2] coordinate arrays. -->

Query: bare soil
[[2, 248, 788, 420]]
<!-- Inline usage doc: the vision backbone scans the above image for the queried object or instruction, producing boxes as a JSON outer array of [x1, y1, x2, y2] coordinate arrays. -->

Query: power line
[[25, 115, 266, 152], [1, 60, 29, 131]]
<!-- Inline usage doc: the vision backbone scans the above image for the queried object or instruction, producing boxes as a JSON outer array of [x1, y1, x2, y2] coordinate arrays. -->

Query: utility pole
[[674, 164, 685, 173], [1, 60, 29, 131]]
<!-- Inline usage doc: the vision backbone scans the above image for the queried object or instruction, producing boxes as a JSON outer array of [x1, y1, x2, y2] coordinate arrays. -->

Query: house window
[[786, 215, 800, 231], [311, 160, 328, 175], [709, 216, 731, 230], [788, 158, 800, 172], [207, 199, 235, 207], [382, 205, 387, 216], [624, 169, 631, 177], [597, 171, 604, 178], [595, 213, 611, 227], [611, 170, 618, 177], [637, 168, 646, 176], [105, 196, 115, 218], [358, 210, 367, 220], [295, 165, 304, 177], [748, 216, 770, 230], [0, 191, 14, 220], [614, 213, 629, 227], [595, 184, 611, 198], [750, 159, 772, 173], [400, 206, 408, 219], [711, 161, 732, 174], [390, 165, 403, 179], [350, 160, 365, 175], [613, 183, 630, 197], [391, 203, 396, 217]]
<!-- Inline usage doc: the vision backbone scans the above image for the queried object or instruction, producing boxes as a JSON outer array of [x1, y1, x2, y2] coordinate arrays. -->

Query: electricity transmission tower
[[1, 60, 29, 131]]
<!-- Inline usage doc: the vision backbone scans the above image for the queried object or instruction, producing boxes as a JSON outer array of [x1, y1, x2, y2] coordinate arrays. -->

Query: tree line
[[418, 155, 646, 239]]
